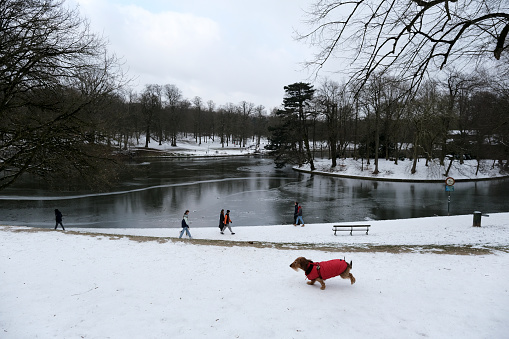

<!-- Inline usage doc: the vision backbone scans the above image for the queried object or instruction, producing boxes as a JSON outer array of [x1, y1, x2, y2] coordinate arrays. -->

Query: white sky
[[69, 0, 327, 111]]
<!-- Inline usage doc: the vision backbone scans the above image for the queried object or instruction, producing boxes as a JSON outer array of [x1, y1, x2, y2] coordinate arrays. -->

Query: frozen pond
[[0, 156, 508, 228]]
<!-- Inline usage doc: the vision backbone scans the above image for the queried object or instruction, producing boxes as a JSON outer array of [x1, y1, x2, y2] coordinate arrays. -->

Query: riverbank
[[295, 158, 509, 182], [131, 137, 267, 157], [134, 137, 508, 181], [2, 213, 508, 338]]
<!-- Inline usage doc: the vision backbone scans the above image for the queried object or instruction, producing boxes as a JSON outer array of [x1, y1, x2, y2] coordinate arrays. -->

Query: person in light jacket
[[179, 210, 192, 239]]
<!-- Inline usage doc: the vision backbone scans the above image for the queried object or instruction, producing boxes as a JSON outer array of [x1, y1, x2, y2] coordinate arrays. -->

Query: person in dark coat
[[223, 210, 235, 235], [293, 201, 299, 225], [219, 209, 225, 234], [54, 209, 65, 230]]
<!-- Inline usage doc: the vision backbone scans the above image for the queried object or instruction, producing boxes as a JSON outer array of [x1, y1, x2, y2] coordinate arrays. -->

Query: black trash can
[[473, 211, 482, 227]]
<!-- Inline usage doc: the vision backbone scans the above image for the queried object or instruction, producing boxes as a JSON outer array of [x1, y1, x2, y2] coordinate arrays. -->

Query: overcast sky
[[69, 0, 324, 111]]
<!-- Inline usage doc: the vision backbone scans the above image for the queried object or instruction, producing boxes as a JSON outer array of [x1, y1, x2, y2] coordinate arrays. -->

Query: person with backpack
[[179, 210, 192, 239], [219, 209, 225, 234], [222, 209, 235, 235]]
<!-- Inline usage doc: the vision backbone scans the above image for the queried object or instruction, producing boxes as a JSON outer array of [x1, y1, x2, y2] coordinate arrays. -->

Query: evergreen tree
[[266, 82, 316, 169]]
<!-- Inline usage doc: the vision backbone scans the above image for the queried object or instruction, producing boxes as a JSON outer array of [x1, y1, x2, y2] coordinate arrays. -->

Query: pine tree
[[266, 82, 315, 169]]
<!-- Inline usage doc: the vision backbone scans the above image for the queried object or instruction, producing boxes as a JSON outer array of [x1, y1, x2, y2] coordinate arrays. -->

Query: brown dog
[[290, 256, 356, 290]]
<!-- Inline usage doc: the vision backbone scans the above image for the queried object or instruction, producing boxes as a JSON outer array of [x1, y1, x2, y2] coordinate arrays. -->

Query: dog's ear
[[349, 260, 353, 269], [299, 257, 311, 268]]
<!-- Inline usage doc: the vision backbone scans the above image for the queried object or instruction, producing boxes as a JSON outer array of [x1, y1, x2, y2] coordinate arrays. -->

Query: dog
[[290, 257, 356, 290]]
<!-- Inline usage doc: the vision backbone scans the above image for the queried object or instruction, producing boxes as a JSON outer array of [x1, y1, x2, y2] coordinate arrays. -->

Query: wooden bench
[[333, 224, 371, 236]]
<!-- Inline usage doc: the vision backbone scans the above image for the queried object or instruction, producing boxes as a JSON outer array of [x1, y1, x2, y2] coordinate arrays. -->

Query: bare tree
[[239, 101, 254, 147], [298, 0, 509, 92], [140, 84, 162, 148], [207, 100, 216, 141], [163, 84, 182, 146], [253, 105, 266, 151], [192, 96, 203, 144], [316, 79, 343, 167], [0, 0, 126, 190]]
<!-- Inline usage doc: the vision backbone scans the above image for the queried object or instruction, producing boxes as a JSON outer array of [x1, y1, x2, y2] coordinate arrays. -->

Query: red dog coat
[[305, 259, 348, 280]]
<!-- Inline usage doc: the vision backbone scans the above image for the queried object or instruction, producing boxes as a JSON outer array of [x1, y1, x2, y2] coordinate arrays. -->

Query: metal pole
[[447, 191, 451, 216]]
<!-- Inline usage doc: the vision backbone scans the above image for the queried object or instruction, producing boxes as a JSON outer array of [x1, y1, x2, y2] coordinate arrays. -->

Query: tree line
[[104, 84, 270, 153], [267, 70, 509, 176]]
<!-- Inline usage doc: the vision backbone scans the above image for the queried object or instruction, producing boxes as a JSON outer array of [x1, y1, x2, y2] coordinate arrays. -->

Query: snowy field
[[1, 213, 508, 339]]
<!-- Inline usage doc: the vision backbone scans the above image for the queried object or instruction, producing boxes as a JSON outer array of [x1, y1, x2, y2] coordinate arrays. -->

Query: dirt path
[[4, 226, 508, 255]]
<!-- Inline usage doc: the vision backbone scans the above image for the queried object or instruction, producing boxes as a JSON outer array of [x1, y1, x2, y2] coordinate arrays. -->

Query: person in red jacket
[[295, 204, 305, 227]]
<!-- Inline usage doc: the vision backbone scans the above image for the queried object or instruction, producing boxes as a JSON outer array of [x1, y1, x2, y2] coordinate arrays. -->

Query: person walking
[[293, 201, 299, 225], [223, 210, 235, 235], [295, 204, 305, 227], [179, 210, 192, 239], [219, 209, 225, 234], [54, 209, 65, 230]]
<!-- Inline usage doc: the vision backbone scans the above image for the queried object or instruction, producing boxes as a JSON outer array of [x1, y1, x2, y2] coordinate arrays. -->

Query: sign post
[[445, 177, 455, 216]]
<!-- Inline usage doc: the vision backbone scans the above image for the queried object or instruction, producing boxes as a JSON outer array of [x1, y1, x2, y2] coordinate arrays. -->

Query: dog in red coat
[[290, 257, 356, 290]]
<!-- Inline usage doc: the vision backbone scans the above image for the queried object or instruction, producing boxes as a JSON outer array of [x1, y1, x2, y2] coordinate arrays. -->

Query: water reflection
[[0, 156, 507, 228]]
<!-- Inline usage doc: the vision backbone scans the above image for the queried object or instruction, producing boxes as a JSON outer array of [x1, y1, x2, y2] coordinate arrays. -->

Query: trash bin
[[473, 211, 482, 227]]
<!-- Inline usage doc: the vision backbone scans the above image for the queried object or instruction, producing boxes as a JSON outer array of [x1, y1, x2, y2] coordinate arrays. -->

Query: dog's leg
[[317, 278, 326, 290], [340, 266, 356, 285], [307, 279, 316, 286]]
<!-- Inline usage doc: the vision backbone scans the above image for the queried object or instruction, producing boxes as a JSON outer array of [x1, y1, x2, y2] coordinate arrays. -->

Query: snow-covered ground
[[2, 137, 508, 338], [2, 214, 508, 338]]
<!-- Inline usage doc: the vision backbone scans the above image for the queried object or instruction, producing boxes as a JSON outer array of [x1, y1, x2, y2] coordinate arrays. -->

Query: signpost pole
[[445, 177, 455, 216], [447, 191, 451, 216]]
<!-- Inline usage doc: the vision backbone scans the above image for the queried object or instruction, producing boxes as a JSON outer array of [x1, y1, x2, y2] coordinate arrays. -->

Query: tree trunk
[[373, 110, 380, 174], [144, 125, 150, 148], [411, 132, 418, 174], [445, 157, 454, 177]]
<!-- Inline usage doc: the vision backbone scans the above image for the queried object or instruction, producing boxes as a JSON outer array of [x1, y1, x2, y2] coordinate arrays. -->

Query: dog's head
[[289, 257, 312, 272]]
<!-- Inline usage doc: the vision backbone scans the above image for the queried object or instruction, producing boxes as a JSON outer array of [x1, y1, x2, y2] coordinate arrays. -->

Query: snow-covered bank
[[134, 137, 508, 181], [297, 158, 508, 182], [2, 213, 508, 338], [132, 138, 268, 157]]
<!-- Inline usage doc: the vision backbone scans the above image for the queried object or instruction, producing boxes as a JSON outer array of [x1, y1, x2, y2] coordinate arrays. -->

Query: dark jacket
[[55, 210, 63, 222], [219, 212, 225, 229]]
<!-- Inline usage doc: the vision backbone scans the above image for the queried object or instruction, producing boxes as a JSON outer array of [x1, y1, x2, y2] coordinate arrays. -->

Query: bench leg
[[350, 228, 353, 236], [366, 228, 369, 235]]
